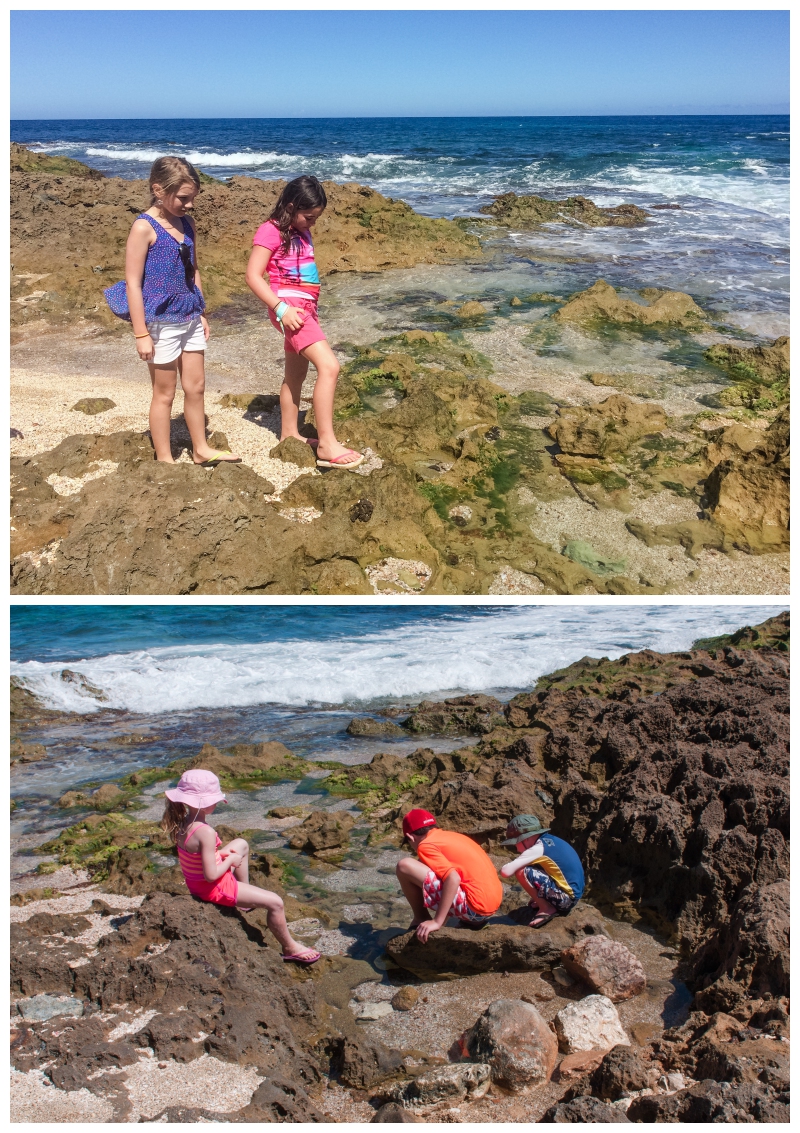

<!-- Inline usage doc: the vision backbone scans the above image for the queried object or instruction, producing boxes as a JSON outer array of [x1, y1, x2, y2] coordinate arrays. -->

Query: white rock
[[553, 994, 630, 1054], [353, 1001, 394, 1022], [389, 1063, 491, 1107]]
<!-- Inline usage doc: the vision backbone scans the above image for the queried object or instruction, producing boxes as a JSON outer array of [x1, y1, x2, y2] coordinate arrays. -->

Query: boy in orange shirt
[[395, 809, 503, 941]]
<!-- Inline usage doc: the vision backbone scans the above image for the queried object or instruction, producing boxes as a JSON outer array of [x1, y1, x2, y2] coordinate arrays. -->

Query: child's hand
[[281, 306, 306, 332], [136, 334, 154, 362], [201, 315, 210, 341], [415, 920, 442, 944]]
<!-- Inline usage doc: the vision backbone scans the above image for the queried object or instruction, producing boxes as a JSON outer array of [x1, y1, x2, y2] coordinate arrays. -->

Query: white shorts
[[147, 317, 206, 365]]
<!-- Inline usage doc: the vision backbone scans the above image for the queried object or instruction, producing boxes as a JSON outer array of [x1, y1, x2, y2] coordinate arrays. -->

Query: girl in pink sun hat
[[162, 769, 319, 964]]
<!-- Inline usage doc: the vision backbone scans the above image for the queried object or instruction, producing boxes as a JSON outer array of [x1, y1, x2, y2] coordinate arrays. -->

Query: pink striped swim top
[[177, 822, 225, 896], [252, 219, 320, 301]]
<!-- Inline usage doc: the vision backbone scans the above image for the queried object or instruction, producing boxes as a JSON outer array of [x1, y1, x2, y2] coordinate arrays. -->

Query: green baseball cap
[[500, 814, 549, 846]]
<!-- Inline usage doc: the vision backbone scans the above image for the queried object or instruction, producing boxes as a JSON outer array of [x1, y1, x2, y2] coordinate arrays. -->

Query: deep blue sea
[[12, 116, 789, 318]]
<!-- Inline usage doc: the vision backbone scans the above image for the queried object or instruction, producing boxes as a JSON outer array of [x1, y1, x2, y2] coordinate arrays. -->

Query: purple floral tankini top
[[104, 214, 205, 324]]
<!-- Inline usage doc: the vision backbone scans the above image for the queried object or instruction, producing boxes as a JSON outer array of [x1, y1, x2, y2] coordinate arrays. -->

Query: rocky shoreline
[[11, 145, 790, 596], [10, 615, 790, 1122]]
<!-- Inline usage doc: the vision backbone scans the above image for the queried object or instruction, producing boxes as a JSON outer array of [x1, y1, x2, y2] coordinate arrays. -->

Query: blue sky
[[11, 10, 789, 119]]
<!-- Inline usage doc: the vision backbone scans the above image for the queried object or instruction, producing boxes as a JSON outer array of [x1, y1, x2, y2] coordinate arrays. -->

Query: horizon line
[[11, 111, 790, 123]]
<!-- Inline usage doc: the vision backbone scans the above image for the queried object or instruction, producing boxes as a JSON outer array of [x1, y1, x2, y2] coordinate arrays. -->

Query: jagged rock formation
[[705, 336, 789, 410], [552, 280, 706, 328]]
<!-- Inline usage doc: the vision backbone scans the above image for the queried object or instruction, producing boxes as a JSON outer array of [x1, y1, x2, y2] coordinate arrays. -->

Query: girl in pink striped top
[[162, 769, 319, 964]]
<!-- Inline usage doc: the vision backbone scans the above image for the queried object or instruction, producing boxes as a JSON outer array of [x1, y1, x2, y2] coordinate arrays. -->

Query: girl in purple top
[[119, 157, 240, 465]]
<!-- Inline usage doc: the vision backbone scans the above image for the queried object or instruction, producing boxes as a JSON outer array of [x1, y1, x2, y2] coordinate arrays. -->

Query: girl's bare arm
[[183, 217, 209, 339], [125, 220, 156, 359], [192, 825, 235, 882], [245, 246, 305, 331]]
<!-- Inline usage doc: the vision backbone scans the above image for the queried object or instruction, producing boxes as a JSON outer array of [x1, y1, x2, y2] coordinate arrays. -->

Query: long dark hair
[[269, 175, 327, 254]]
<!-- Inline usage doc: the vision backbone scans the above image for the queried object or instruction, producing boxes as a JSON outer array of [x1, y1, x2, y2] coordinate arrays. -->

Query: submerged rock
[[461, 998, 558, 1092], [560, 936, 647, 1002], [346, 717, 406, 737], [552, 279, 706, 327], [554, 995, 630, 1054], [480, 193, 647, 230]]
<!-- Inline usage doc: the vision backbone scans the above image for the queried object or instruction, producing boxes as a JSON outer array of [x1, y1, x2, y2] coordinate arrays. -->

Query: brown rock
[[346, 717, 406, 737], [589, 1044, 654, 1100], [90, 783, 125, 809], [542, 1095, 630, 1122], [560, 935, 646, 1002], [385, 915, 606, 979], [555, 1048, 610, 1082], [186, 740, 303, 780], [705, 336, 789, 385], [553, 279, 705, 328], [334, 1033, 404, 1089], [461, 998, 557, 1092], [10, 739, 47, 764], [404, 694, 505, 735], [71, 397, 116, 415], [547, 394, 668, 458], [455, 301, 487, 319], [390, 985, 419, 1011], [269, 435, 317, 469], [287, 809, 356, 854], [481, 193, 647, 230], [371, 1101, 420, 1122]]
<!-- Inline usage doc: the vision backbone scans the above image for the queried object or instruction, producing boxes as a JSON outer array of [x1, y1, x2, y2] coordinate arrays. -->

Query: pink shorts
[[188, 868, 239, 907], [269, 296, 327, 355]]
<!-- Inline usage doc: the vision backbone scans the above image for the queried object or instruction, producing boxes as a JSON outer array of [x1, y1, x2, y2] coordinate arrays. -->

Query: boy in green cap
[[499, 814, 585, 929]]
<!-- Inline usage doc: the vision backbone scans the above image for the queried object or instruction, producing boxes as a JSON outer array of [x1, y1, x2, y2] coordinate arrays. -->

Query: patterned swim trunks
[[422, 870, 488, 925], [521, 865, 576, 914]]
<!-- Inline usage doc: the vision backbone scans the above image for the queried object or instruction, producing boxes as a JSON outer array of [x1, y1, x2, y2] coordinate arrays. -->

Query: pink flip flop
[[316, 449, 364, 470], [282, 949, 321, 965]]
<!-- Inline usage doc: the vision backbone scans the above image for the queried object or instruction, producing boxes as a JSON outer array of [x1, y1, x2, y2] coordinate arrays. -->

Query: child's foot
[[282, 945, 321, 965], [193, 448, 242, 466], [316, 445, 364, 469]]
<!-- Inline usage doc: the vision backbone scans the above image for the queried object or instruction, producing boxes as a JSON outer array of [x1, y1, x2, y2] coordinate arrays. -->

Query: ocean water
[[12, 116, 789, 318]]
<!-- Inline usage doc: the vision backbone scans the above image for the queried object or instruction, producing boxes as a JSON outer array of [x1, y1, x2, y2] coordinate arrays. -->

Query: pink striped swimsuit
[[176, 822, 238, 906]]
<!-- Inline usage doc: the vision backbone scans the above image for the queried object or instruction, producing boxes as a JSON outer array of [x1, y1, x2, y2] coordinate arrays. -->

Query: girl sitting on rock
[[245, 175, 364, 469], [161, 769, 319, 964], [105, 155, 240, 465]]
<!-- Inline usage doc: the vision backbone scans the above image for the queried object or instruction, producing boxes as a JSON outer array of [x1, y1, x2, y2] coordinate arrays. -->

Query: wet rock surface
[[479, 193, 648, 230]]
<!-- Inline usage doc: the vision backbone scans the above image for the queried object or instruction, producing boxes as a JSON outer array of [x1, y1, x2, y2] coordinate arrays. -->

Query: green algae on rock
[[479, 193, 648, 229], [10, 142, 104, 179], [704, 336, 789, 411]]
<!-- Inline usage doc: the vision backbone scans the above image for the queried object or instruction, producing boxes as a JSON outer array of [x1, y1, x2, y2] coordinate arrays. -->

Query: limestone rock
[[17, 994, 84, 1022], [91, 783, 126, 809], [391, 985, 420, 1011], [590, 1045, 654, 1100], [218, 392, 280, 412], [269, 435, 317, 469], [553, 279, 705, 328], [703, 406, 789, 554], [287, 809, 356, 854], [404, 694, 505, 735], [554, 995, 630, 1054], [71, 397, 116, 415], [456, 301, 487, 319], [542, 1095, 629, 1122], [10, 739, 46, 764], [187, 740, 304, 780], [371, 1102, 420, 1122], [461, 998, 557, 1092], [481, 193, 647, 230], [388, 1062, 491, 1108], [547, 394, 668, 458], [346, 717, 406, 737], [384, 916, 606, 979], [354, 1001, 393, 1021], [560, 935, 647, 1002], [335, 1034, 404, 1089], [705, 336, 789, 385]]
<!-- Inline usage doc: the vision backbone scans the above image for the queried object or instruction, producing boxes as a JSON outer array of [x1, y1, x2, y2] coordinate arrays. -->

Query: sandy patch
[[123, 1051, 263, 1121], [489, 567, 548, 595], [11, 866, 92, 895], [10, 1068, 115, 1123], [11, 892, 145, 923]]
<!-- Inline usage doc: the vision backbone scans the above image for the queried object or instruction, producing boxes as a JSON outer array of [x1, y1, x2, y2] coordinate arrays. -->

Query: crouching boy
[[499, 814, 585, 929], [396, 809, 503, 941]]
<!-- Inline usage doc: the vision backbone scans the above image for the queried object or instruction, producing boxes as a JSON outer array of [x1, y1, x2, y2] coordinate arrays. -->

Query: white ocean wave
[[10, 606, 782, 717]]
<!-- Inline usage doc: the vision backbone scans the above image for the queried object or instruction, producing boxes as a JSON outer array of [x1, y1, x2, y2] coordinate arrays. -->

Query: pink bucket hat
[[165, 769, 227, 809]]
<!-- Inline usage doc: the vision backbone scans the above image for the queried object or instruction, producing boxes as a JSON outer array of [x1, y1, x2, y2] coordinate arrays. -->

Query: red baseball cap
[[402, 809, 437, 838]]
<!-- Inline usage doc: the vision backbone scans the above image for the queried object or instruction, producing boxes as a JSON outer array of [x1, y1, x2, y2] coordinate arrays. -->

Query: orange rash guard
[[417, 828, 503, 916]]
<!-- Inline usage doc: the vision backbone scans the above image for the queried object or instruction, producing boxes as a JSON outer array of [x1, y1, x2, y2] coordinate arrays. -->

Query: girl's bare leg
[[234, 883, 317, 956], [301, 340, 356, 462], [280, 352, 310, 441], [148, 363, 179, 462], [395, 857, 432, 927], [179, 350, 240, 463]]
